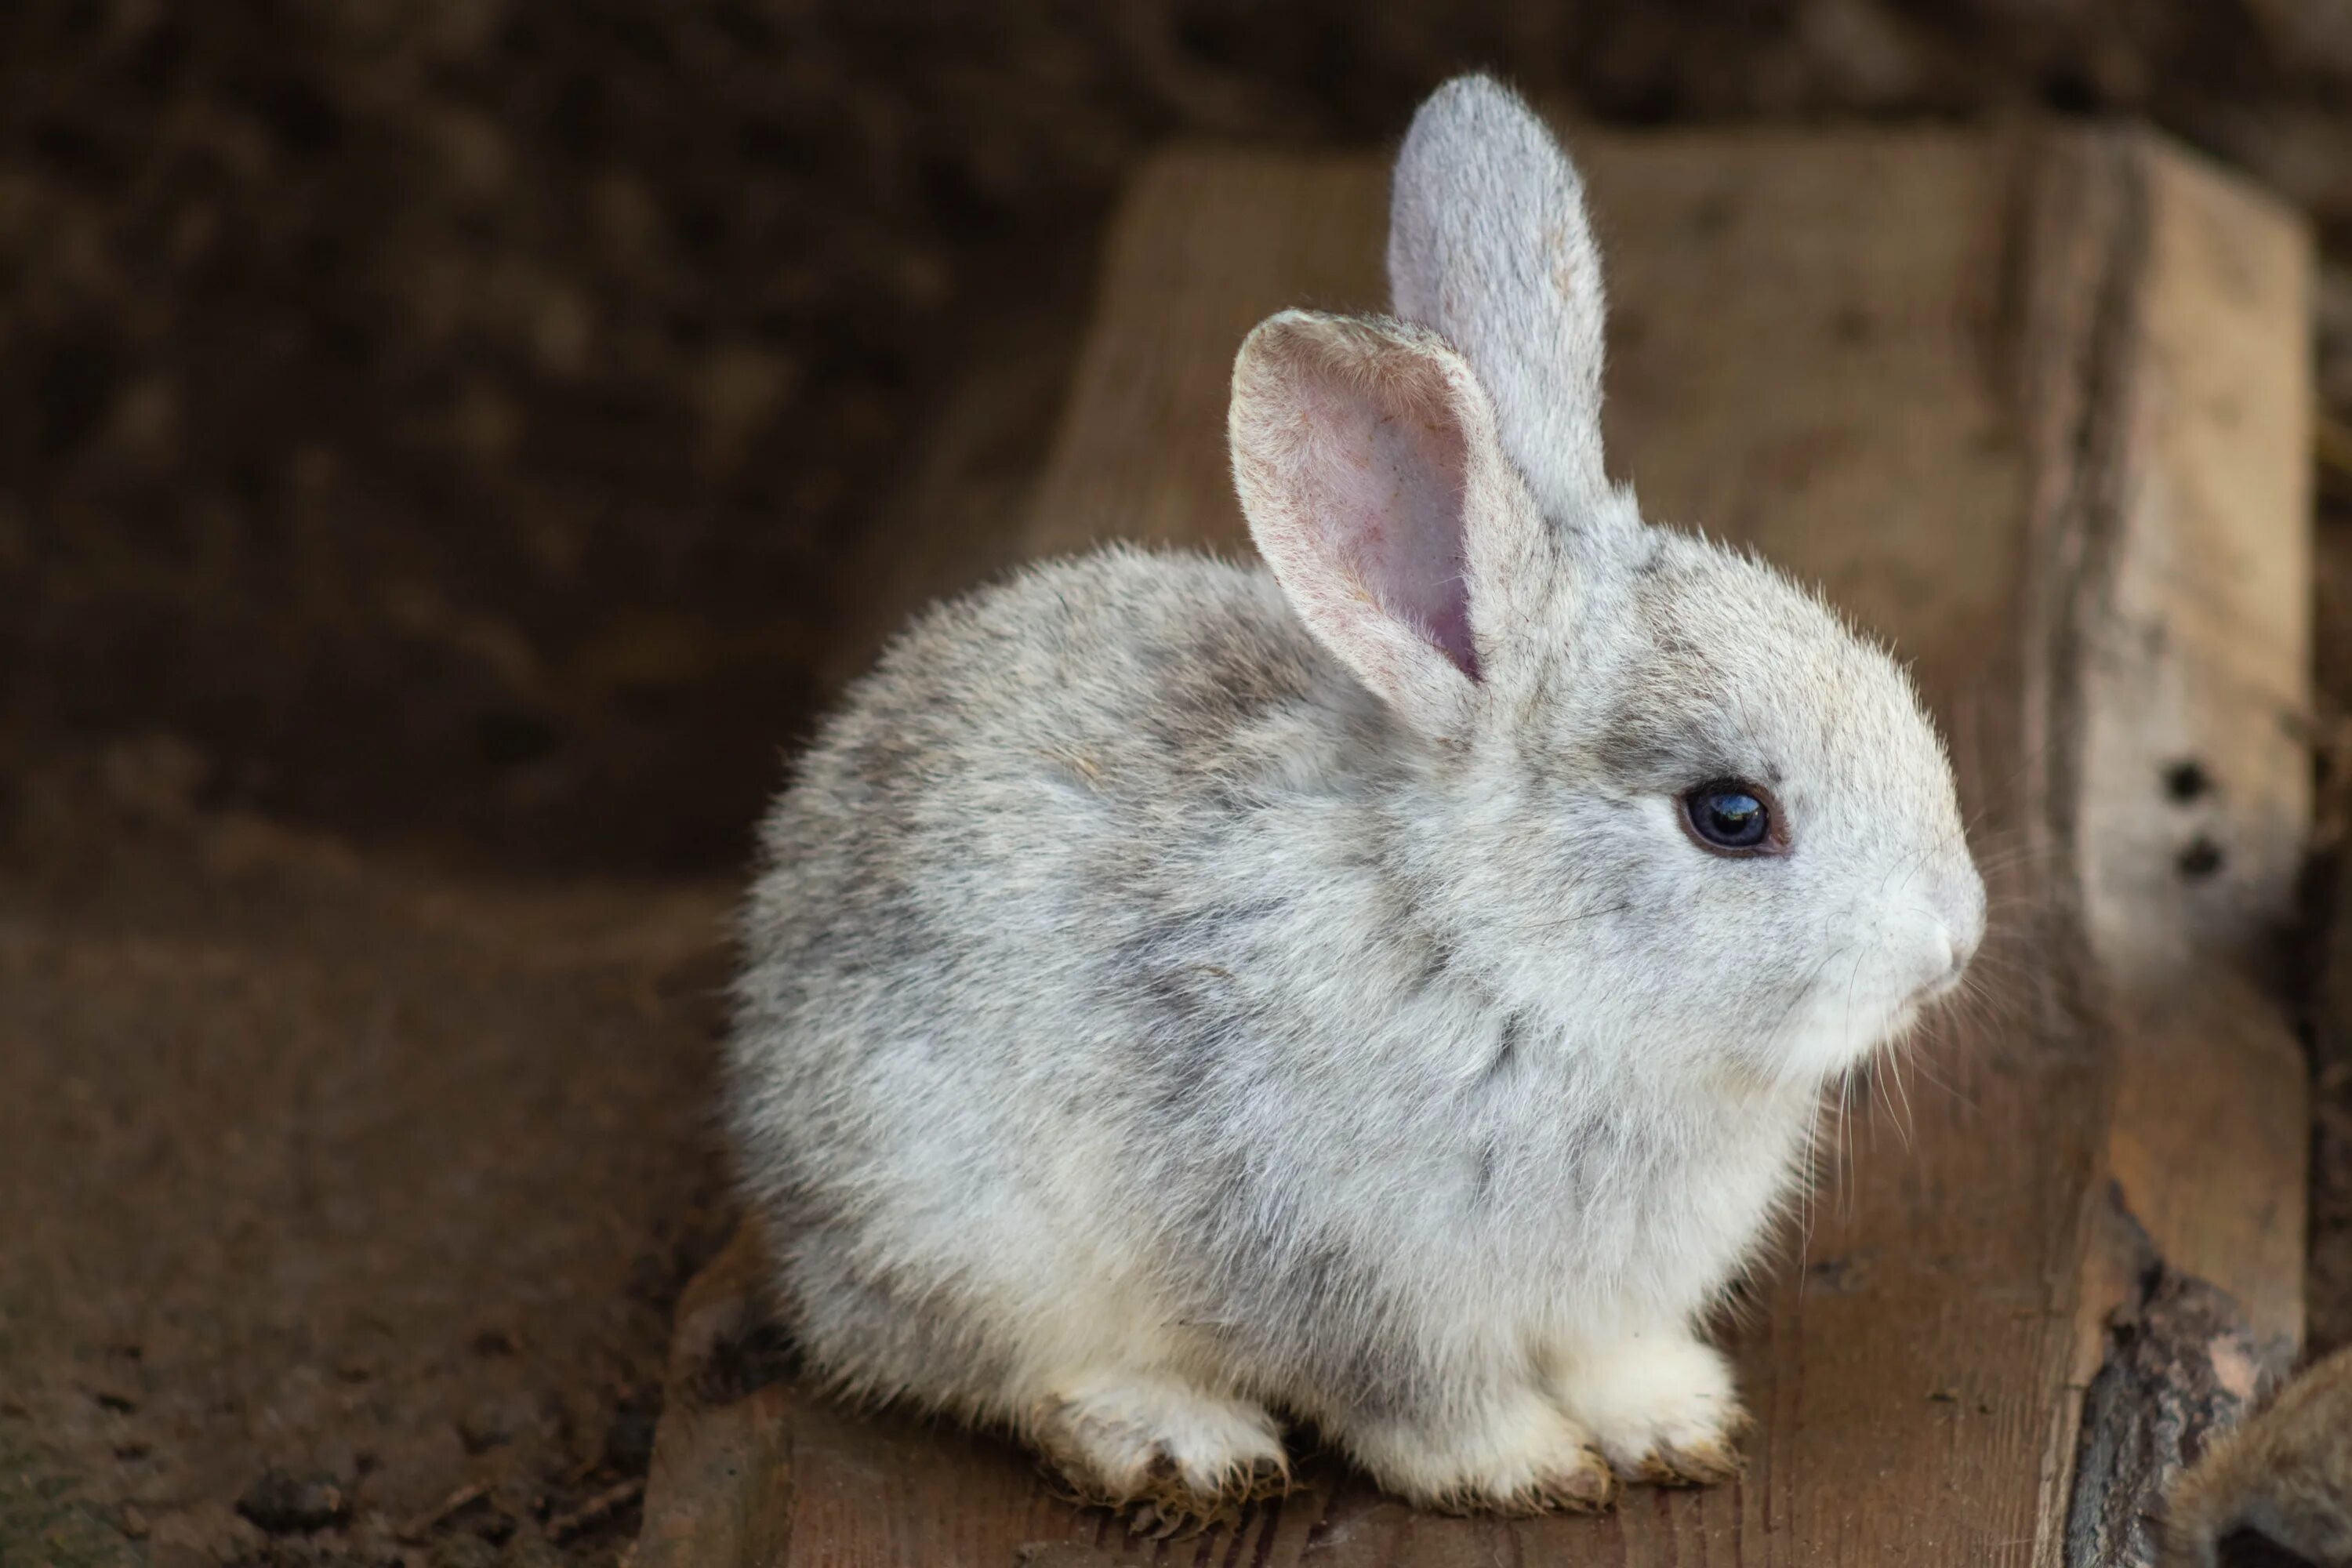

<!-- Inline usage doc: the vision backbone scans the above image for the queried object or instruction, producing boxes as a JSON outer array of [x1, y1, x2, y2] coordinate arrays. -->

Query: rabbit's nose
[[1939, 869, 1987, 977], [1919, 889, 1981, 998], [1944, 918, 1979, 982], [1921, 933, 1960, 995], [1911, 928, 1969, 1004]]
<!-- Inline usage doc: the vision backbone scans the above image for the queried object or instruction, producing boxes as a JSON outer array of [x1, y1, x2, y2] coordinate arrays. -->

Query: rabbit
[[726, 73, 1985, 1521], [2162, 1344, 2352, 1568]]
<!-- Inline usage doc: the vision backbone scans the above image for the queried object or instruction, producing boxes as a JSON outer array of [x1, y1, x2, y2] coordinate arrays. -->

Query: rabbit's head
[[1229, 76, 1984, 1084]]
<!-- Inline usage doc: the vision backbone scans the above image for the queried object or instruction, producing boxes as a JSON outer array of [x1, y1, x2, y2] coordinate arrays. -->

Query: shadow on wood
[[634, 123, 2313, 1566]]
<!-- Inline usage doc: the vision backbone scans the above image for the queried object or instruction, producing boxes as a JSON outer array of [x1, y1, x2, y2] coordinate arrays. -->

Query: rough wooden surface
[[2064, 1205, 2278, 1568], [2038, 129, 2313, 1568], [2052, 127, 2311, 1348], [633, 125, 2312, 1567]]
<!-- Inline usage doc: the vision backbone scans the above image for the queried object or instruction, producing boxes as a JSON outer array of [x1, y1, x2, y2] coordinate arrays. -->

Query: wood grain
[[632, 125, 2311, 1568]]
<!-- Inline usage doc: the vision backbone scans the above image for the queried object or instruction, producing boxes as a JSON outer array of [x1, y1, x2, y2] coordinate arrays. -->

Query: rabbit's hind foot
[[1031, 1371, 1290, 1536], [1340, 1383, 1619, 1516], [1552, 1330, 1750, 1487]]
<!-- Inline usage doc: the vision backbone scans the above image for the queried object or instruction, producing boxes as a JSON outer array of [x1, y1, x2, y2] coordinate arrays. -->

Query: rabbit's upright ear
[[1229, 310, 1548, 741], [1388, 74, 1612, 521]]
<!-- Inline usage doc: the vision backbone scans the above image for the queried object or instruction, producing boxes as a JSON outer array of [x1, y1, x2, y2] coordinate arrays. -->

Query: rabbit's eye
[[1680, 780, 1783, 857]]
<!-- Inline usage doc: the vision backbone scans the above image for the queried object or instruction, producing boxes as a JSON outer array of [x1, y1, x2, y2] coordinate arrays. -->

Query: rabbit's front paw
[[1555, 1333, 1749, 1486], [1345, 1387, 1617, 1516], [1032, 1372, 1289, 1533]]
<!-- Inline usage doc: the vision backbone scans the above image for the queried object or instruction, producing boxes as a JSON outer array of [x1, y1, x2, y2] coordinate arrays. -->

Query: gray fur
[[726, 75, 1984, 1512]]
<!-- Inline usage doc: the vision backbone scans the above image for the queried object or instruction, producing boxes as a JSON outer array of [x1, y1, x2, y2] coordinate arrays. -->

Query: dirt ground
[[0, 743, 736, 1568], [6, 3, 2352, 1566]]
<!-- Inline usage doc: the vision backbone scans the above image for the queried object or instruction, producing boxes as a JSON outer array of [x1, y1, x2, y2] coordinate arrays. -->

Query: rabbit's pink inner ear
[[1232, 312, 1493, 735], [1290, 361, 1480, 681]]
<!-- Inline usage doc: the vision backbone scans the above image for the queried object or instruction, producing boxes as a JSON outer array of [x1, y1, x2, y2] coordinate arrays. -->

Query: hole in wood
[[2177, 836, 2227, 880], [2162, 758, 2213, 803]]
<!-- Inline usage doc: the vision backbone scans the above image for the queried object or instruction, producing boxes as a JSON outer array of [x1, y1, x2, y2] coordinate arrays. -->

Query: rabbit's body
[[736, 546, 1819, 1494], [730, 77, 1984, 1516]]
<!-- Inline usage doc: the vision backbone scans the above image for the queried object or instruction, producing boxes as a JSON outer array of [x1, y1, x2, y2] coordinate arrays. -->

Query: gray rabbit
[[728, 74, 1984, 1518]]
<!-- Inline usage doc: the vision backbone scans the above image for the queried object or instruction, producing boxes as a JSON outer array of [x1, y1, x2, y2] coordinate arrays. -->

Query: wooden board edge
[[2043, 125, 2314, 1568]]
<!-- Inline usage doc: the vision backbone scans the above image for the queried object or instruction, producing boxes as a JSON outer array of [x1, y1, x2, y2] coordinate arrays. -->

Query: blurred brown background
[[5, 4, 2352, 1566], [10, 0, 2352, 875]]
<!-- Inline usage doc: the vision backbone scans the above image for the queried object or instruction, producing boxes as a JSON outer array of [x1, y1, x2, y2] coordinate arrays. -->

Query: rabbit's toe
[[1455, 1444, 1617, 1516], [1555, 1333, 1749, 1486], [1033, 1373, 1289, 1530], [1346, 1388, 1618, 1515], [1632, 1434, 1747, 1486]]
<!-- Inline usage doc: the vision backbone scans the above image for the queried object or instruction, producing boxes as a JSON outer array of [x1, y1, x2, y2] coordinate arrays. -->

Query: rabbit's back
[[734, 546, 1378, 1077]]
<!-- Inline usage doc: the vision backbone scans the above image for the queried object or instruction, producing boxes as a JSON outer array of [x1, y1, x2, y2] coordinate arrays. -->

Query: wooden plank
[[633, 124, 2310, 1568], [2065, 139, 2311, 1349], [2044, 136, 2314, 1568]]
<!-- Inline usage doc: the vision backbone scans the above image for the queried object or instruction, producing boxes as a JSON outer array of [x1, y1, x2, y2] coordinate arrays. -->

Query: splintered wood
[[634, 127, 2312, 1567]]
